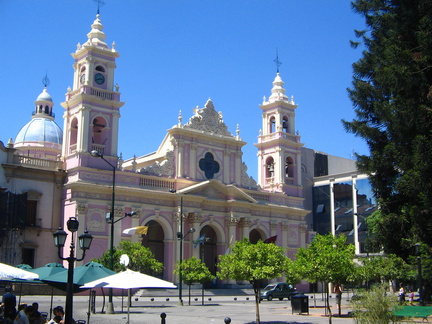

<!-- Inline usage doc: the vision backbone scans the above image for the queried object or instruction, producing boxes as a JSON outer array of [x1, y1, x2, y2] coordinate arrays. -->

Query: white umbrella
[[81, 269, 176, 289], [81, 269, 176, 323], [0, 263, 39, 280]]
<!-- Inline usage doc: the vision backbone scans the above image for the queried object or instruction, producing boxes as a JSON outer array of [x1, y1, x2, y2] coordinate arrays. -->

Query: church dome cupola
[[34, 87, 55, 119], [15, 83, 63, 158]]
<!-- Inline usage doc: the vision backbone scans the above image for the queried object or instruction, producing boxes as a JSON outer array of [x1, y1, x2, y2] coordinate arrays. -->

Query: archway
[[249, 229, 263, 244], [199, 225, 217, 275], [142, 220, 164, 277]]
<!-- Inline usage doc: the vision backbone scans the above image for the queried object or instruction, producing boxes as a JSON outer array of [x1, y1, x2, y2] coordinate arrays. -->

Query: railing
[[69, 144, 77, 154], [91, 88, 113, 100], [66, 87, 116, 101], [249, 192, 270, 201], [91, 144, 105, 155], [139, 177, 174, 190], [259, 132, 300, 143], [13, 155, 63, 170]]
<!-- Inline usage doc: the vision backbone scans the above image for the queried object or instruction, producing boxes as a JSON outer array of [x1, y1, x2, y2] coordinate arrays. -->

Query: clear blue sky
[[0, 1, 367, 179]]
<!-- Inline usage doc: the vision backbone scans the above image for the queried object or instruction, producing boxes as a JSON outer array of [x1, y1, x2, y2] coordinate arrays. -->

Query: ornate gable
[[184, 99, 232, 137]]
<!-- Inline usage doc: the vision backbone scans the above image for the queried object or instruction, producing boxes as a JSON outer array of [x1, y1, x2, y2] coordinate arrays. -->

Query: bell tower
[[61, 14, 124, 169], [255, 73, 304, 196]]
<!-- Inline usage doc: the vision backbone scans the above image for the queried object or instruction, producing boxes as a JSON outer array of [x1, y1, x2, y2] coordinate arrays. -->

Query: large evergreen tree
[[343, 0, 432, 258]]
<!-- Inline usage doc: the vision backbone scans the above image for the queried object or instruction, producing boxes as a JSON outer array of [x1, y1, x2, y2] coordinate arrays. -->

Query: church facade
[[1, 14, 314, 285]]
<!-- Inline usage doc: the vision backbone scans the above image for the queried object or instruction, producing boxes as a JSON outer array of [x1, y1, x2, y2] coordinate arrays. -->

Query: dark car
[[260, 283, 298, 301]]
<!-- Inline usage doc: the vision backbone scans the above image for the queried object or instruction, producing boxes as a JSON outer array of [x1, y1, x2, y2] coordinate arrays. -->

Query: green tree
[[356, 254, 408, 289], [295, 234, 355, 320], [92, 241, 163, 275], [342, 0, 432, 258], [218, 238, 287, 324], [173, 256, 213, 305]]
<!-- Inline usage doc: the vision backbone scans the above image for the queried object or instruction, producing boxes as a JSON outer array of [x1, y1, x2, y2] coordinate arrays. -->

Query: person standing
[[334, 283, 343, 316], [398, 283, 405, 304], [2, 287, 17, 322]]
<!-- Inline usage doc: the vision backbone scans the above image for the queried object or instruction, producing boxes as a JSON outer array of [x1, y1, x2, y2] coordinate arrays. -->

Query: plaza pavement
[[20, 289, 358, 324]]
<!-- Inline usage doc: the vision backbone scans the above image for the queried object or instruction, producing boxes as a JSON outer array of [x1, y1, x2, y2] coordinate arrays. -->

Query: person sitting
[[15, 303, 29, 324], [49, 306, 64, 324], [27, 303, 42, 324]]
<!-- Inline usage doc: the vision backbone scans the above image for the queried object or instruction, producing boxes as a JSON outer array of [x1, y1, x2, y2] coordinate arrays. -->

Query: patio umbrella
[[81, 269, 176, 323], [30, 263, 67, 316], [42, 262, 115, 293], [0, 262, 39, 280]]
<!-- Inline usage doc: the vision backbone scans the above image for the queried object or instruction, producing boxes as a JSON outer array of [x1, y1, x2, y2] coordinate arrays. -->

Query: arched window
[[142, 220, 164, 277], [285, 156, 294, 178], [282, 116, 289, 133], [95, 65, 105, 72], [269, 116, 276, 133], [265, 157, 275, 178], [91, 117, 106, 145], [199, 225, 217, 276], [69, 118, 78, 153]]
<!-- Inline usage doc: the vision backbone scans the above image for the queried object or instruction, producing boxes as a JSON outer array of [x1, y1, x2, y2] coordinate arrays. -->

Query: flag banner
[[264, 235, 277, 244], [122, 226, 148, 235]]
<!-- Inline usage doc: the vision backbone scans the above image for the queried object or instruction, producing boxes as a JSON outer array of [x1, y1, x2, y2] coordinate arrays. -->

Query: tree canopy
[[342, 0, 432, 258], [92, 241, 163, 275]]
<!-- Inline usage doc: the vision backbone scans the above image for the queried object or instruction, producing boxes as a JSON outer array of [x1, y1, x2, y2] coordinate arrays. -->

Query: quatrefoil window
[[199, 152, 220, 179]]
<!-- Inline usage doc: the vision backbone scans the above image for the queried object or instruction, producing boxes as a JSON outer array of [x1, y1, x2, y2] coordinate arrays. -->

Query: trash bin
[[291, 294, 309, 315]]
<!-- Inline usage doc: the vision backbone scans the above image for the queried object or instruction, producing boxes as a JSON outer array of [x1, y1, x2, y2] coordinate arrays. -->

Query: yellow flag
[[136, 226, 148, 235]]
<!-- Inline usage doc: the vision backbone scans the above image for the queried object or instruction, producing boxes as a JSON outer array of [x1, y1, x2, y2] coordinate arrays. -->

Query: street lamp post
[[169, 189, 195, 306], [53, 217, 93, 324], [91, 150, 116, 313], [91, 150, 136, 313], [415, 243, 423, 305]]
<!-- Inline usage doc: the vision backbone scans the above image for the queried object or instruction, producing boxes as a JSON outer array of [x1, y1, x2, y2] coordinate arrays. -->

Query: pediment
[[178, 179, 257, 203]]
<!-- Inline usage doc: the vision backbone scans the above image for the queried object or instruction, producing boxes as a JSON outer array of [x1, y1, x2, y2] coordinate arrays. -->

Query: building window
[[25, 200, 37, 227], [22, 248, 35, 268]]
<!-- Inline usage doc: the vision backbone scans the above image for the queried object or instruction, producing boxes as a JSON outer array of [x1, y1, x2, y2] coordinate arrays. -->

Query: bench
[[393, 306, 432, 322]]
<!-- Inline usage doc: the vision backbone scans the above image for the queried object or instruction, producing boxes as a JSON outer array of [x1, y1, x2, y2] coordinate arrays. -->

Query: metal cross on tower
[[274, 49, 282, 73], [94, 0, 105, 14]]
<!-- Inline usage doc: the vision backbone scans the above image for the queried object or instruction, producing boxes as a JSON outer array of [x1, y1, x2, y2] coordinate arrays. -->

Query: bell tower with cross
[[255, 54, 304, 196], [61, 9, 124, 169]]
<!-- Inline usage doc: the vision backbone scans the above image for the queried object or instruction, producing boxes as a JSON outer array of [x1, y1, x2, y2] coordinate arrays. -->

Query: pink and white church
[[1, 14, 316, 285]]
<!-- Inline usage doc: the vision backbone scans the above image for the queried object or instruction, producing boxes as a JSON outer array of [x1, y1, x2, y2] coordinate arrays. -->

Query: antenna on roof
[[42, 71, 50, 88], [274, 48, 282, 73], [94, 0, 105, 15]]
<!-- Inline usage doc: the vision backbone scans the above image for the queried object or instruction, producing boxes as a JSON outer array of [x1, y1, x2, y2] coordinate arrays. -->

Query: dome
[[15, 118, 63, 146], [36, 88, 53, 103]]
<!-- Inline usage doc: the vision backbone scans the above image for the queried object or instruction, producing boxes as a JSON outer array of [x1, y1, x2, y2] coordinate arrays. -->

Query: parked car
[[260, 283, 298, 301]]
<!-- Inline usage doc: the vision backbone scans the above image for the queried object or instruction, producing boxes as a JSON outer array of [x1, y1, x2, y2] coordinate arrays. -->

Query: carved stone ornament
[[187, 212, 202, 223], [138, 150, 175, 177], [240, 162, 258, 189], [76, 203, 88, 216], [183, 99, 233, 137]]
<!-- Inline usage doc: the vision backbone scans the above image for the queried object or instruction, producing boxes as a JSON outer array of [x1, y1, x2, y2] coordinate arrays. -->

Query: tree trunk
[[189, 284, 191, 305], [253, 280, 261, 324], [326, 282, 332, 324]]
